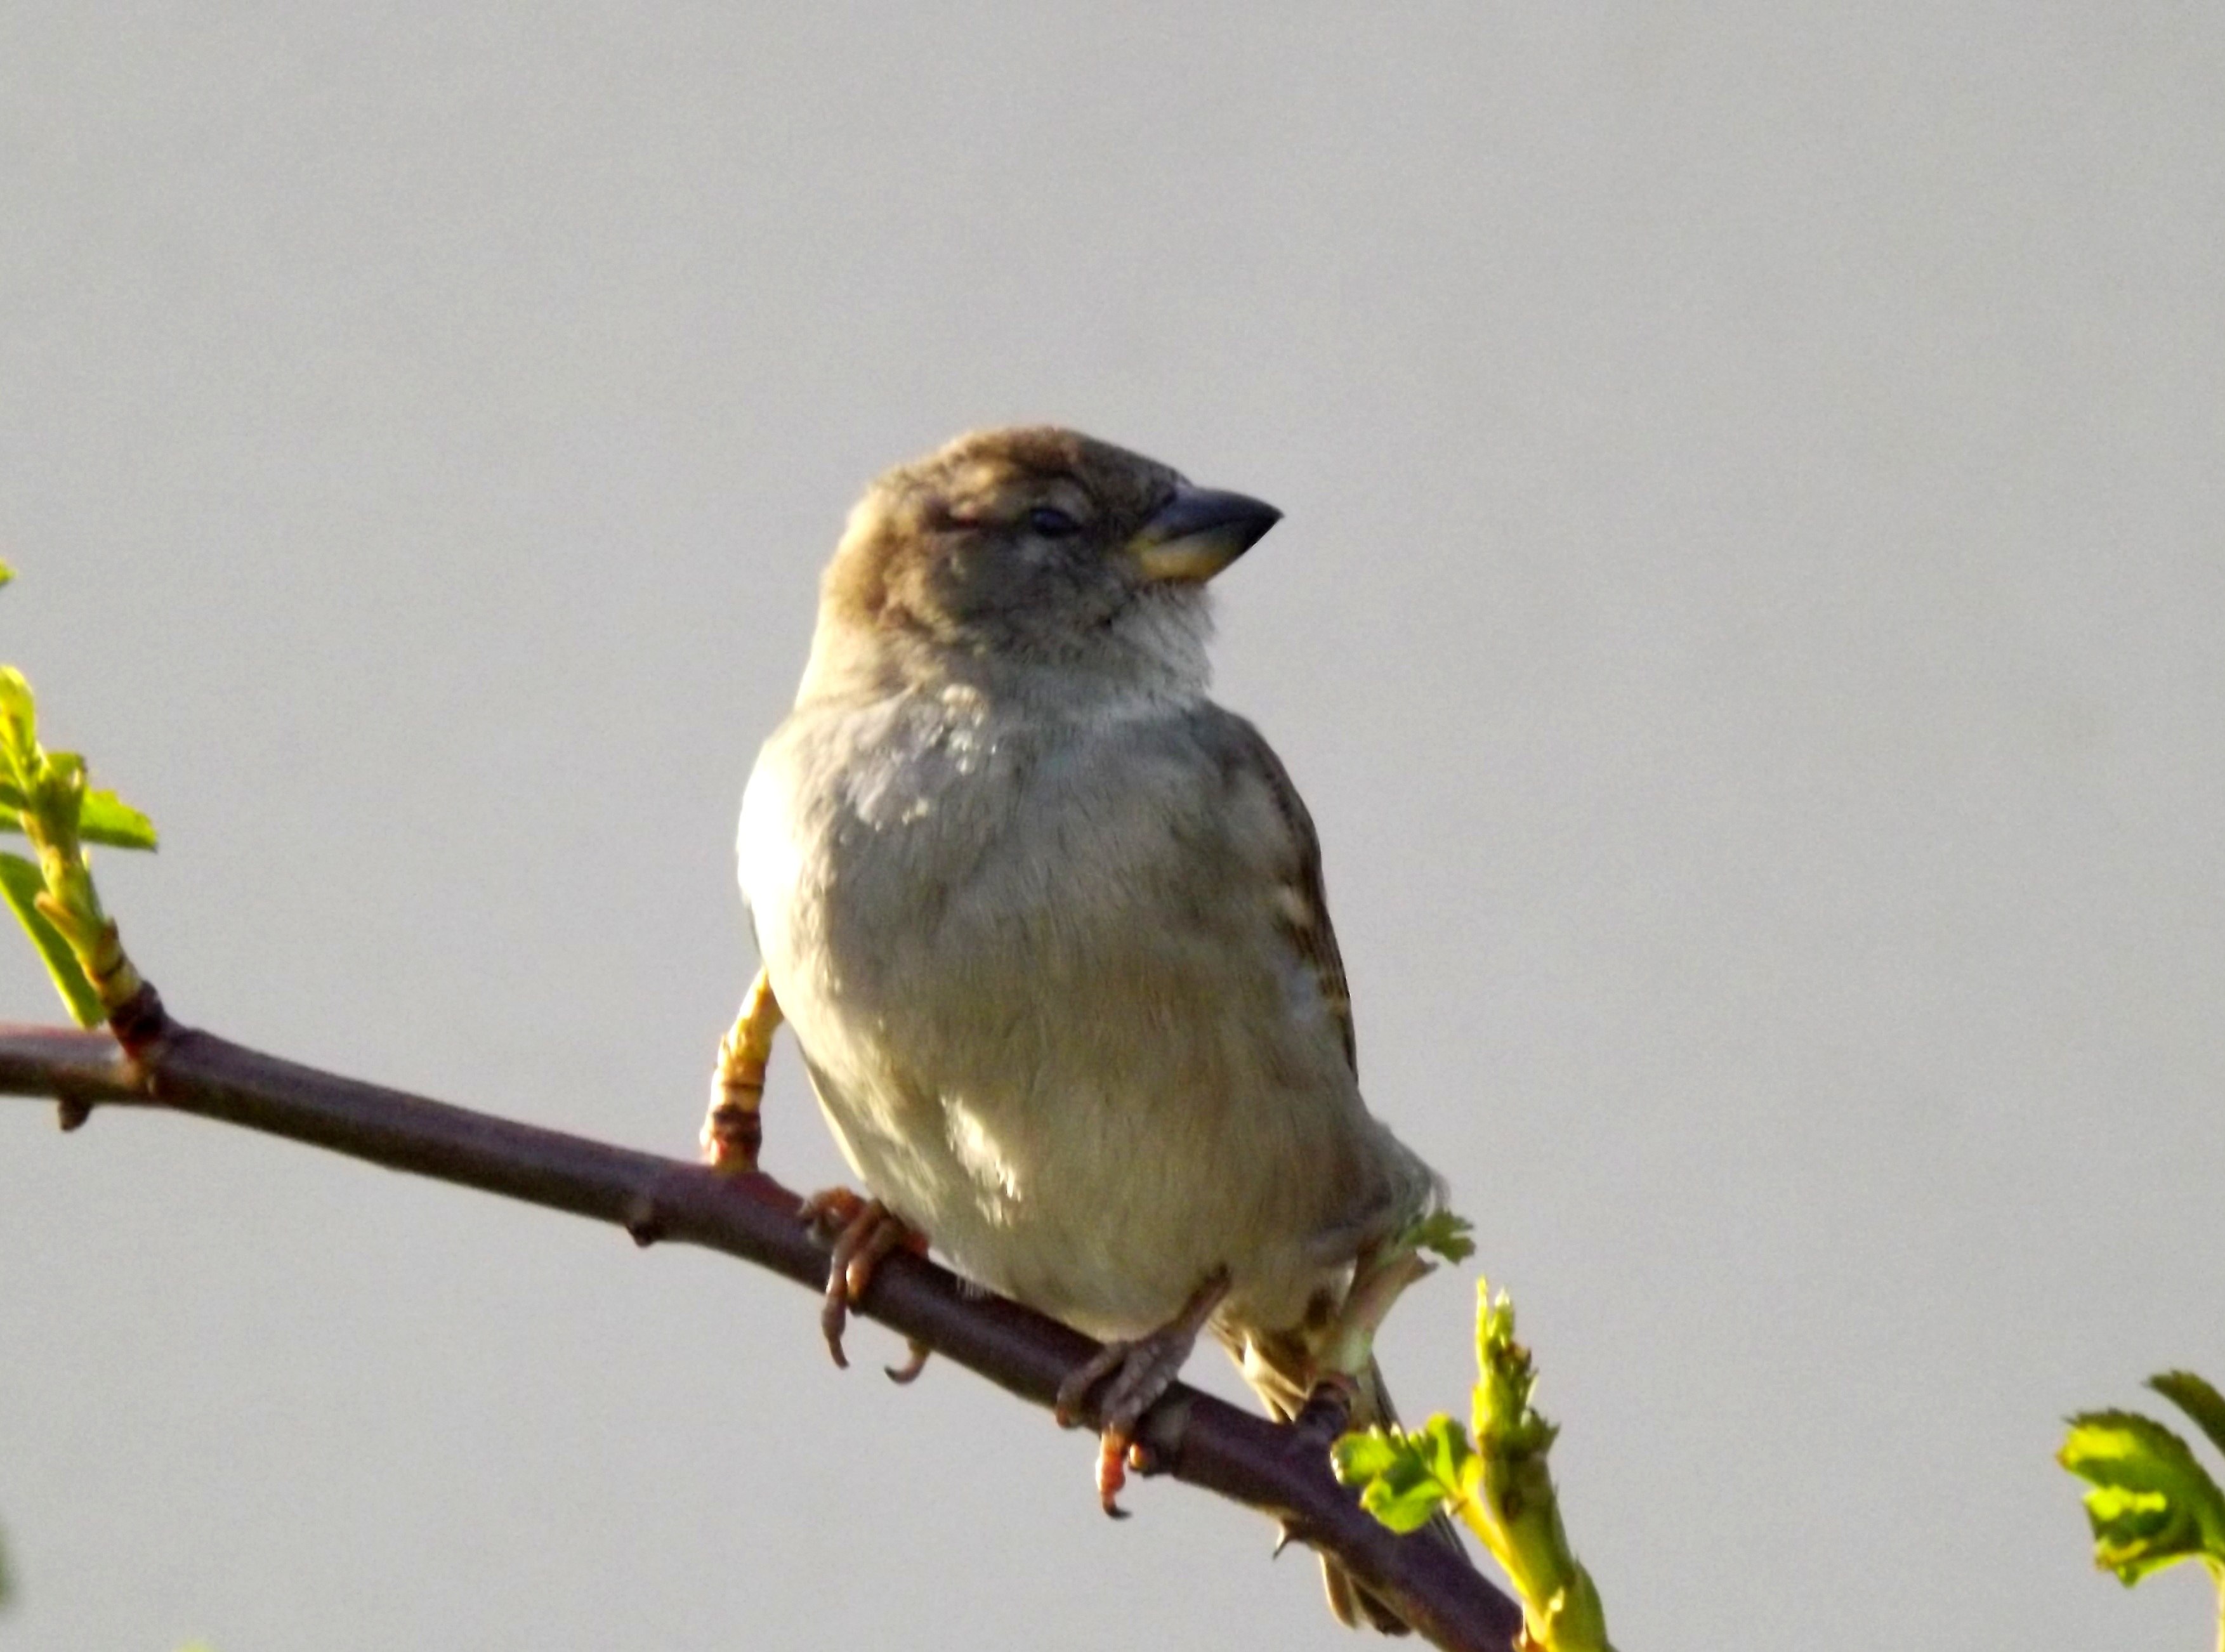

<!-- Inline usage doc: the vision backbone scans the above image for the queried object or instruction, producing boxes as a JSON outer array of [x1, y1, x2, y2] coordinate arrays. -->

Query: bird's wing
[[1205, 711, 1358, 1077]]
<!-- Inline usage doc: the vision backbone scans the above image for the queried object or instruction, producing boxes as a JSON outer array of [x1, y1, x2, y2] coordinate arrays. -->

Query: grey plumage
[[737, 426, 1457, 1629]]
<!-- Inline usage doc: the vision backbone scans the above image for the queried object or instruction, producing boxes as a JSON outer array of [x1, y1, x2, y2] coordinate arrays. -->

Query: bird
[[707, 426, 1464, 1631]]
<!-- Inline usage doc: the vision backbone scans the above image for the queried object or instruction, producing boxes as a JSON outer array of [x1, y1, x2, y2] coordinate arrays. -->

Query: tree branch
[[0, 1018, 1521, 1650]]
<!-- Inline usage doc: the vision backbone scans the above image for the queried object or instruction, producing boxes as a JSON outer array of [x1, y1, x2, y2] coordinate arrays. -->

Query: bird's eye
[[1025, 505, 1082, 538]]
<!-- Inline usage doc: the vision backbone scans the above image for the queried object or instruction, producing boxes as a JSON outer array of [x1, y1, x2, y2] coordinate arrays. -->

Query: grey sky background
[[3, 5, 2221, 1648]]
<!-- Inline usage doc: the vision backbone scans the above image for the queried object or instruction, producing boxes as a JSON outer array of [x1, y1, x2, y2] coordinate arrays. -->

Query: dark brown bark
[[0, 1018, 1522, 1651]]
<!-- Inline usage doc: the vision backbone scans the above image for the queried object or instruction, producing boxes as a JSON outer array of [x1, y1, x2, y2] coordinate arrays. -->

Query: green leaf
[[1365, 1478, 1455, 1535], [1332, 1415, 1474, 1535], [1412, 1411, 1478, 1488], [2150, 1372, 2225, 1465], [0, 777, 155, 848], [1407, 1210, 1476, 1265], [0, 558, 13, 587], [0, 669, 36, 789], [77, 787, 157, 851], [1332, 1429, 1407, 1482], [2059, 1409, 2225, 1583], [0, 852, 103, 1026]]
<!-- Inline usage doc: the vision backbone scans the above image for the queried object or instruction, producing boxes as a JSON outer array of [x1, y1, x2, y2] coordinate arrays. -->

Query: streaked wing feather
[[1221, 719, 1358, 1077]]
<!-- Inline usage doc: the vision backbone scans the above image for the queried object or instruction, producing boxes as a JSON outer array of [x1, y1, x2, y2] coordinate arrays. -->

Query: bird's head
[[806, 427, 1280, 699]]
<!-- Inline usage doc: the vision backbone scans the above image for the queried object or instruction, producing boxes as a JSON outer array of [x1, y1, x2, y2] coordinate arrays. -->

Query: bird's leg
[[797, 1186, 929, 1371], [702, 969, 782, 1174], [1299, 1238, 1436, 1439], [1054, 1268, 1231, 1518]]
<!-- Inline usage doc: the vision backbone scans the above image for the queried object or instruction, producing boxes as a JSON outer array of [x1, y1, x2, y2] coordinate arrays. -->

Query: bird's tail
[[1235, 1336, 1467, 1635]]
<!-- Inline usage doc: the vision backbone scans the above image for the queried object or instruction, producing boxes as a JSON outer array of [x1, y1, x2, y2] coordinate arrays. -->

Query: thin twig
[[0, 1019, 1521, 1651]]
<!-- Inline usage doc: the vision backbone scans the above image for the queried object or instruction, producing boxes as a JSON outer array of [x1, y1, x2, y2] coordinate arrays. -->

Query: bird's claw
[[1055, 1339, 1174, 1517], [1054, 1269, 1230, 1518], [885, 1337, 933, 1385], [797, 1188, 925, 1370], [1094, 1433, 1156, 1518]]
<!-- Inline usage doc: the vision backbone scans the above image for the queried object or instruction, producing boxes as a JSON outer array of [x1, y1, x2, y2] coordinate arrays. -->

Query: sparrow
[[707, 426, 1462, 1631]]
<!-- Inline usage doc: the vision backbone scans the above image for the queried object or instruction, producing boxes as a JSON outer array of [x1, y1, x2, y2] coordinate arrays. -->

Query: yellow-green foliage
[[1334, 1279, 1613, 1652], [0, 563, 158, 1025]]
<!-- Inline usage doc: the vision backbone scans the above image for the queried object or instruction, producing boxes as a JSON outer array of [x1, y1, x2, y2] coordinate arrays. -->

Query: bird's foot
[[797, 1187, 928, 1371], [1290, 1368, 1366, 1445], [1054, 1269, 1231, 1518]]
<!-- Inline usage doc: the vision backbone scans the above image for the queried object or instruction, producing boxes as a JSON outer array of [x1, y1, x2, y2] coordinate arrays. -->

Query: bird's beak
[[1127, 485, 1282, 584]]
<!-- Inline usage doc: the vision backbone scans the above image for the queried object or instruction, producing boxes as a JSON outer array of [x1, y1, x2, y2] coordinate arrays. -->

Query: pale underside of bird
[[703, 426, 1464, 1632]]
